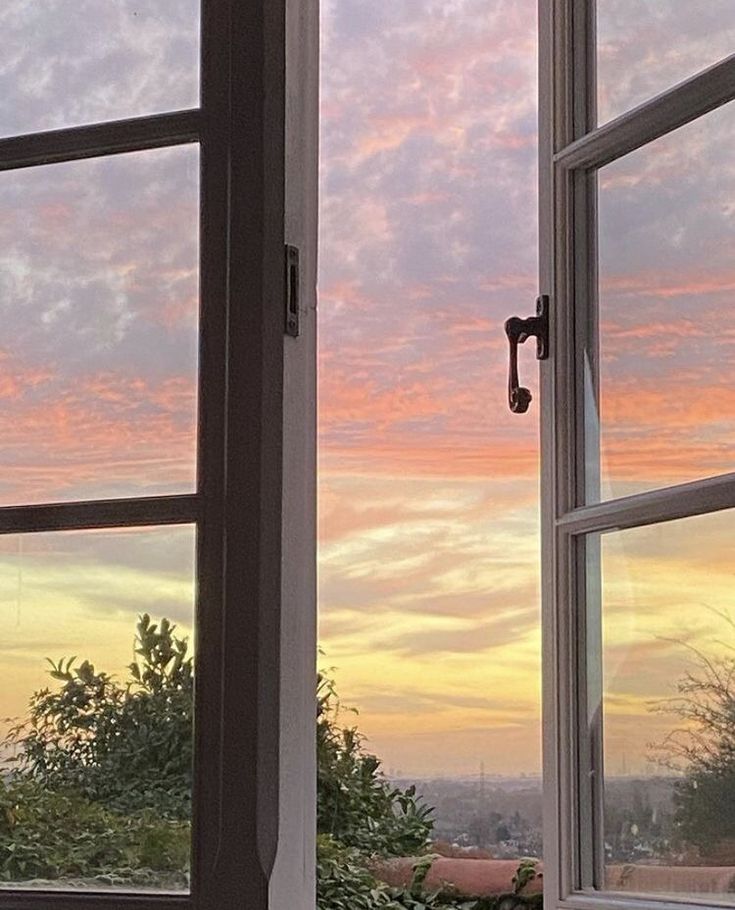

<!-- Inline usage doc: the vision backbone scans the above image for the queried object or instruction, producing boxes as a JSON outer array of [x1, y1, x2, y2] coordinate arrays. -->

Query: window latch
[[504, 295, 549, 413], [285, 244, 300, 338]]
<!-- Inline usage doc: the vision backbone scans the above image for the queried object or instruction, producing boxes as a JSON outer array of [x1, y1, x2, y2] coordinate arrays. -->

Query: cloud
[[0, 0, 199, 136], [317, 0, 543, 774], [4, 0, 731, 779], [317, 0, 735, 778], [0, 145, 199, 502], [597, 0, 735, 122], [0, 525, 195, 613]]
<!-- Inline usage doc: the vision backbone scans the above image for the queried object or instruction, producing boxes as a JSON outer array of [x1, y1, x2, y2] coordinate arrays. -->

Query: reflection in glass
[[0, 0, 199, 138], [0, 525, 195, 892], [597, 1, 735, 123], [586, 510, 735, 896], [0, 146, 199, 505], [589, 102, 735, 502]]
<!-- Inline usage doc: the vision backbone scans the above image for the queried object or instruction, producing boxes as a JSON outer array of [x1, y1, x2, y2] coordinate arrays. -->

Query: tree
[[652, 620, 735, 854]]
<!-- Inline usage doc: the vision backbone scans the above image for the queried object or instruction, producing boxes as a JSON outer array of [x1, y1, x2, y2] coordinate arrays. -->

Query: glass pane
[[597, 1, 735, 124], [587, 509, 735, 896], [588, 102, 735, 502], [0, 525, 195, 892], [0, 0, 199, 138], [0, 145, 199, 505]]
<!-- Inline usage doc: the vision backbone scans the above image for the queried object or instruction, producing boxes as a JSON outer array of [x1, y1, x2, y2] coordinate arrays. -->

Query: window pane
[[0, 0, 199, 138], [587, 102, 735, 502], [597, 1, 735, 124], [586, 509, 735, 896], [0, 145, 199, 505], [0, 524, 195, 893]]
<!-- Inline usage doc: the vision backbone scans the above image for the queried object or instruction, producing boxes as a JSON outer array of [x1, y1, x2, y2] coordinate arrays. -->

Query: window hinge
[[285, 244, 300, 338]]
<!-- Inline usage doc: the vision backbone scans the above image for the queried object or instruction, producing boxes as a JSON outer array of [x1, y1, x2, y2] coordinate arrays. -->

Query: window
[[539, 3, 735, 908], [0, 1, 317, 908]]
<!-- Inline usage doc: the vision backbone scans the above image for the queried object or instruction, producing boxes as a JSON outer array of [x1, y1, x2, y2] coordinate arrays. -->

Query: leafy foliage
[[0, 777, 188, 886], [316, 674, 543, 910], [7, 614, 192, 820], [317, 837, 458, 910], [1, 614, 192, 885], [316, 837, 542, 910], [317, 835, 402, 910], [318, 672, 434, 857], [511, 859, 538, 894], [2, 617, 544, 908]]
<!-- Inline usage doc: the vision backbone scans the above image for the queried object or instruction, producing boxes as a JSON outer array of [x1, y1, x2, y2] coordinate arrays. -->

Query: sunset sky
[[0, 0, 733, 783], [317, 0, 735, 778]]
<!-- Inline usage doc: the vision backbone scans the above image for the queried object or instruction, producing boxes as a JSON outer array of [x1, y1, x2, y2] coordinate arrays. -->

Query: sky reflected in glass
[[595, 102, 735, 500], [597, 0, 735, 123]]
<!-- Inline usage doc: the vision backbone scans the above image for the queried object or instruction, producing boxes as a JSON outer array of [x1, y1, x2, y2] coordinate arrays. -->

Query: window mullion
[[0, 110, 201, 173]]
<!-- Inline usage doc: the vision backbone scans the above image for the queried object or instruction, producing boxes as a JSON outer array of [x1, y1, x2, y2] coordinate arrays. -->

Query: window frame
[[540, 3, 735, 909], [0, 0, 318, 907]]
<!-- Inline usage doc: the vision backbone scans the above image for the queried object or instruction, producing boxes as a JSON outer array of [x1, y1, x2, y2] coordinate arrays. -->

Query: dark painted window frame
[[0, 1, 318, 908]]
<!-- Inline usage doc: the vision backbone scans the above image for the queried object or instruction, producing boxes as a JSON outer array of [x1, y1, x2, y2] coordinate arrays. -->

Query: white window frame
[[539, 3, 735, 909], [0, 1, 318, 908]]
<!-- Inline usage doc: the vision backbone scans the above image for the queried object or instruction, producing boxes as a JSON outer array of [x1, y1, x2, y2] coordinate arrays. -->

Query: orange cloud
[[321, 438, 538, 481], [602, 270, 735, 300], [0, 359, 196, 503]]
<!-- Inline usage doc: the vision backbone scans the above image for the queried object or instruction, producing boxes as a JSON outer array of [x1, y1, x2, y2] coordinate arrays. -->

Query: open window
[[0, 1, 317, 908], [539, 2, 735, 908]]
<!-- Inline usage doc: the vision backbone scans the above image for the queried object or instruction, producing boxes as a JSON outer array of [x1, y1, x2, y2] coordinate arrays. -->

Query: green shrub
[[317, 673, 434, 857], [0, 777, 188, 886], [317, 835, 401, 910], [1, 614, 192, 887], [317, 836, 467, 910], [6, 614, 192, 821], [1, 617, 544, 909]]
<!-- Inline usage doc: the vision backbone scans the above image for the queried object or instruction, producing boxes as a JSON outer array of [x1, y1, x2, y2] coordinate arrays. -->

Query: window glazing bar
[[554, 54, 735, 171], [0, 109, 201, 172], [0, 493, 199, 535], [556, 472, 735, 536]]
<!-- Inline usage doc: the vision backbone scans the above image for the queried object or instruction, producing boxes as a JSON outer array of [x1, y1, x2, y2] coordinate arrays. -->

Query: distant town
[[394, 774, 681, 863]]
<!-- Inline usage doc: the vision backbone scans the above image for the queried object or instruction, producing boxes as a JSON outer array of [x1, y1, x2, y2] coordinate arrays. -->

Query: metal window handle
[[504, 295, 549, 413]]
